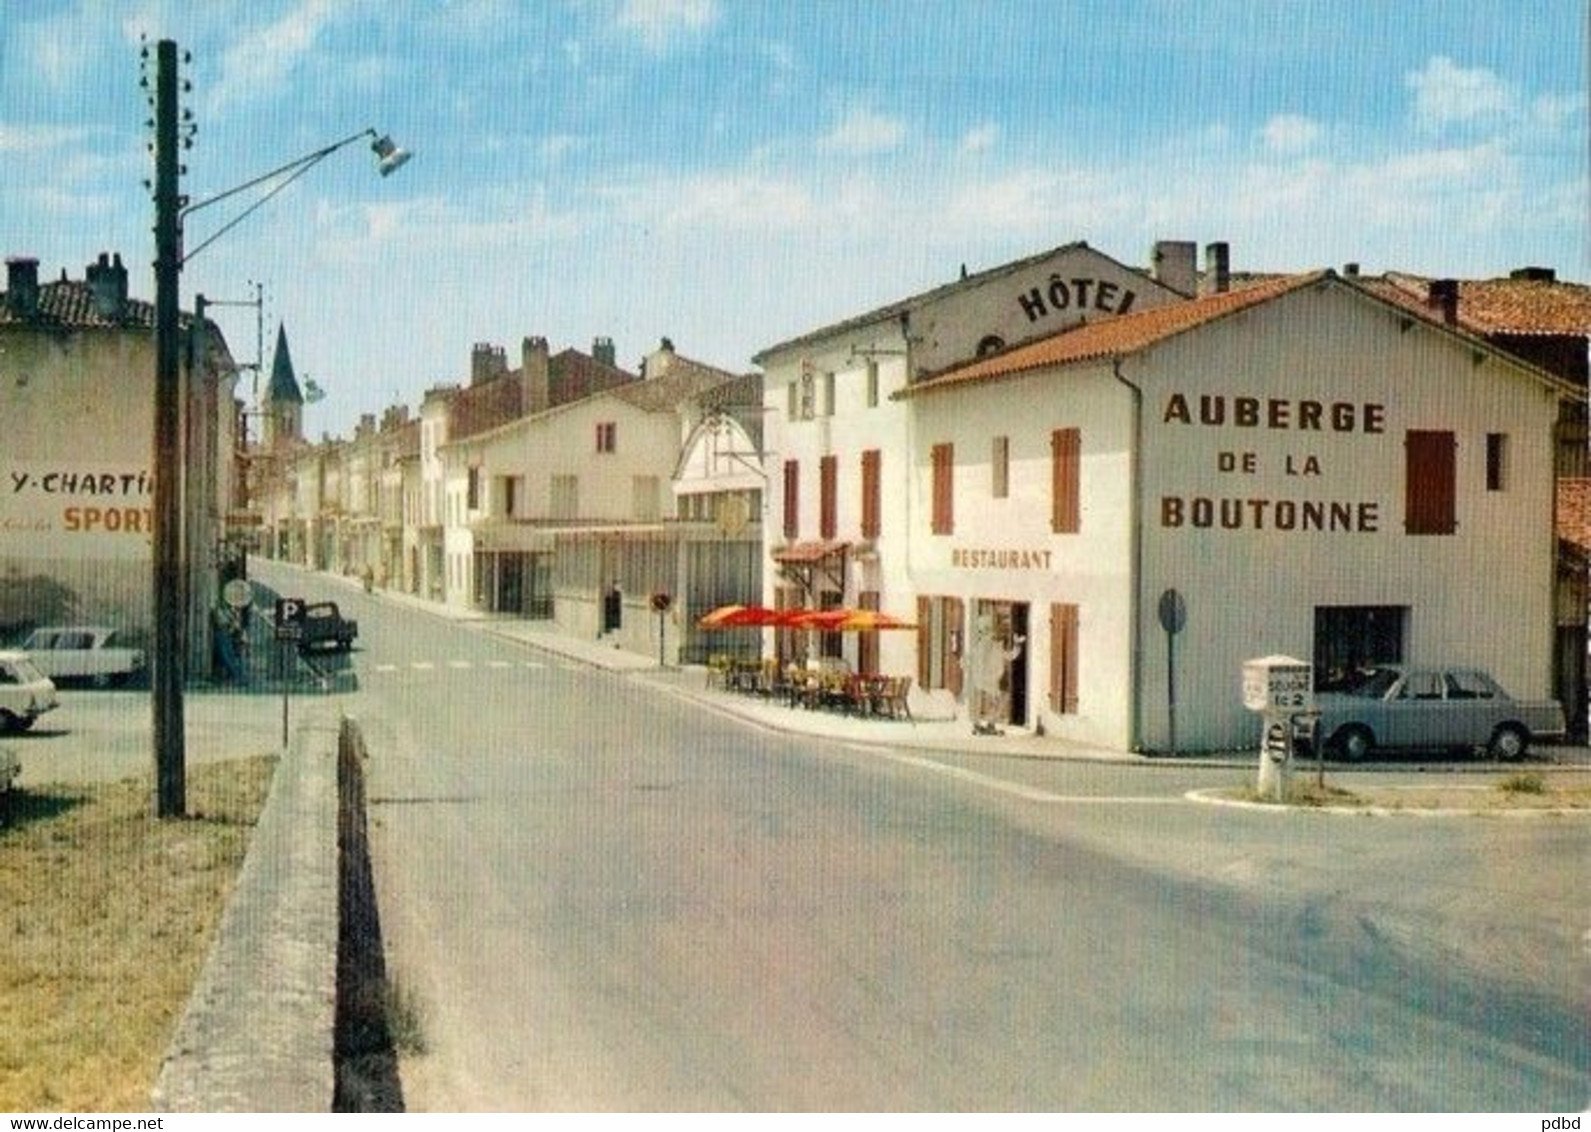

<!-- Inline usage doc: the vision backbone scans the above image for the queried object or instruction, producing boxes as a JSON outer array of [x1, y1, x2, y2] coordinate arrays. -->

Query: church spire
[[266, 323, 304, 406]]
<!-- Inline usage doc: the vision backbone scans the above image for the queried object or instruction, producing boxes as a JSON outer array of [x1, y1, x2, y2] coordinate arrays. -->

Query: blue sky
[[3, 0, 1586, 436]]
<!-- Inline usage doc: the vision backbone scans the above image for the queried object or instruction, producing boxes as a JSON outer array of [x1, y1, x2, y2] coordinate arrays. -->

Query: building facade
[[0, 253, 239, 678], [902, 272, 1573, 751]]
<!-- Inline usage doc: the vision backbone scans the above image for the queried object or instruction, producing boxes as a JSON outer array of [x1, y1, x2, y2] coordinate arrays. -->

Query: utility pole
[[152, 38, 186, 817]]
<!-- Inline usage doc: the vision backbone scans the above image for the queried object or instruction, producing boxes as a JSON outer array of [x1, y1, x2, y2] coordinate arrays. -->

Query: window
[[596, 422, 617, 453], [550, 474, 579, 520], [782, 459, 800, 540], [1486, 433, 1508, 491], [931, 443, 954, 535], [467, 466, 480, 511], [991, 436, 1010, 500], [1313, 605, 1407, 690], [916, 595, 964, 694], [865, 361, 879, 408], [822, 371, 836, 417], [860, 449, 881, 539], [820, 455, 838, 540], [1399, 672, 1443, 700], [1405, 430, 1456, 535], [1050, 603, 1079, 714], [1051, 427, 1080, 533], [787, 380, 799, 420]]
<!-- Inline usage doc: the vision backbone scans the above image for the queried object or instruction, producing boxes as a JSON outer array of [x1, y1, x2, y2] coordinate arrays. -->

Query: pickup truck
[[293, 601, 358, 653], [1315, 665, 1565, 761]]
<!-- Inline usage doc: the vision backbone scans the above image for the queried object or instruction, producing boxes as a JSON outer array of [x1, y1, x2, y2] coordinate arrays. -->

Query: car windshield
[[1340, 667, 1402, 698], [7, 656, 46, 683]]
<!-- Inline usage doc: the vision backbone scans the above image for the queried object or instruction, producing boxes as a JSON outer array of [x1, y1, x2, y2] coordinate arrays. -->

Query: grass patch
[[1234, 781, 1365, 807], [0, 756, 276, 1112], [1498, 772, 1547, 795]]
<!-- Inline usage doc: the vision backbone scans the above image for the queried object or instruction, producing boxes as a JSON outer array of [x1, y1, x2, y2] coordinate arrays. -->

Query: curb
[[152, 712, 342, 1113], [1184, 786, 1591, 818]]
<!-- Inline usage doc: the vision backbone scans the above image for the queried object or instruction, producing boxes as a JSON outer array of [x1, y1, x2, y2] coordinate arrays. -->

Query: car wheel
[[1488, 724, 1529, 761], [1334, 725, 1373, 762], [2, 713, 35, 733]]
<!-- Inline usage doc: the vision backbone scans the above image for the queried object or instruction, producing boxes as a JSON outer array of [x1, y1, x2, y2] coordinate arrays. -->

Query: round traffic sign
[[223, 578, 253, 609], [1157, 588, 1186, 635]]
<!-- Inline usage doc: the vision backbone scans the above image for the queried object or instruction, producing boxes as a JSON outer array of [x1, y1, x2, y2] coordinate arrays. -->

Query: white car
[[0, 649, 59, 732], [20, 626, 146, 688]]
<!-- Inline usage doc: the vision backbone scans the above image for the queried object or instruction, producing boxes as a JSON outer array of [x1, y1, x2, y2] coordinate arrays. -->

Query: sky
[[2, 0, 1586, 438]]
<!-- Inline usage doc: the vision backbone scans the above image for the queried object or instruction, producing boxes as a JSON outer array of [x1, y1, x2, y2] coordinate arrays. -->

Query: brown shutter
[[946, 597, 964, 697], [1050, 603, 1079, 713], [858, 589, 880, 675], [782, 459, 800, 540], [932, 443, 954, 535], [1051, 428, 1080, 534], [916, 596, 931, 688], [1405, 430, 1456, 535], [861, 449, 881, 539], [820, 455, 838, 540]]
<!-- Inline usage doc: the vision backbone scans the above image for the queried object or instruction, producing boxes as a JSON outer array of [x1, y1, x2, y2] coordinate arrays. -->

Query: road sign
[[275, 596, 306, 641], [1157, 588, 1186, 635], [222, 579, 252, 609]]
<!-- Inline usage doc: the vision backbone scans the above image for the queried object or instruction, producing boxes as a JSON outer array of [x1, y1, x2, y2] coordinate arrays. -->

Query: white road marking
[[861, 747, 1184, 805], [447, 660, 471, 669], [411, 662, 435, 671], [374, 664, 398, 673], [486, 660, 512, 669]]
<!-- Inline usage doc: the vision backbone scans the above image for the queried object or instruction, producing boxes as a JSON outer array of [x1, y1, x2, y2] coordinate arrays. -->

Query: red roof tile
[[1372, 273, 1591, 337], [1560, 477, 1591, 557]]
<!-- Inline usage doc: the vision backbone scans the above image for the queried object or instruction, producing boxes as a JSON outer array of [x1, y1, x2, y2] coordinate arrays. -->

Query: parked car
[[19, 626, 146, 687], [0, 649, 59, 732], [1315, 665, 1565, 761], [292, 602, 358, 653]]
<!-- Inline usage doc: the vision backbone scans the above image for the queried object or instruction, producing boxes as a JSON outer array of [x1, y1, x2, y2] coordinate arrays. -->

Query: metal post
[[152, 38, 186, 818]]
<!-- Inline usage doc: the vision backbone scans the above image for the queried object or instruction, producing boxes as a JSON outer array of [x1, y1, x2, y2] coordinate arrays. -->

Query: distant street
[[251, 560, 1587, 1111]]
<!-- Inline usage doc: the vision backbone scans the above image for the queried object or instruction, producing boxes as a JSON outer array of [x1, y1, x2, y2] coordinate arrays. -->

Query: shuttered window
[[931, 443, 954, 535], [991, 436, 1009, 499], [1405, 430, 1456, 535], [782, 459, 799, 540], [820, 455, 838, 539], [1051, 427, 1080, 533], [860, 449, 881, 538], [1050, 603, 1079, 714]]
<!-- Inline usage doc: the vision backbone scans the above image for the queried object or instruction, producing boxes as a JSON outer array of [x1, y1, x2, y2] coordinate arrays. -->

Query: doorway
[[974, 599, 1030, 728]]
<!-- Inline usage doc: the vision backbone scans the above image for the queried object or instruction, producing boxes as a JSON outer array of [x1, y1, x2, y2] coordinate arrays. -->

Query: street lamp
[[149, 37, 410, 816]]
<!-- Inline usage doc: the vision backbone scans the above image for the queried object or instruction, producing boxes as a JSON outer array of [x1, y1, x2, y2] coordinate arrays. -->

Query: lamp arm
[[180, 128, 376, 220]]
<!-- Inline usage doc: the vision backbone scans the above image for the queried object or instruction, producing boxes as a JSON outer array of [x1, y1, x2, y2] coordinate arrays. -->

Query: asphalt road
[[258, 564, 1591, 1109]]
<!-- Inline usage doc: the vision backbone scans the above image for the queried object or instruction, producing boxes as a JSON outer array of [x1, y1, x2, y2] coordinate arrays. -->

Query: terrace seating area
[[706, 656, 913, 720]]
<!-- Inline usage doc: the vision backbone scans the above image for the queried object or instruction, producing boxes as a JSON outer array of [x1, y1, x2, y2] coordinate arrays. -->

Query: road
[[253, 561, 1589, 1111]]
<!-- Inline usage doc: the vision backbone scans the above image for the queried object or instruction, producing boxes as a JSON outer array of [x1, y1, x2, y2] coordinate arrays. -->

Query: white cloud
[[960, 123, 999, 153], [610, 171, 814, 231], [1259, 113, 1320, 153], [1406, 56, 1516, 131], [0, 124, 92, 152], [818, 108, 905, 154], [206, 0, 343, 113], [616, 0, 719, 51]]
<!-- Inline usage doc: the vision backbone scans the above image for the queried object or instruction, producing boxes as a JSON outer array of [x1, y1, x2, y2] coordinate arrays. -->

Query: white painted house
[[902, 271, 1573, 751], [753, 240, 1189, 682]]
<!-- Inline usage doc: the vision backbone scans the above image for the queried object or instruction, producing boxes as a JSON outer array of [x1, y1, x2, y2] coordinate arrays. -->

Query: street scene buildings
[[6, 238, 1582, 751]]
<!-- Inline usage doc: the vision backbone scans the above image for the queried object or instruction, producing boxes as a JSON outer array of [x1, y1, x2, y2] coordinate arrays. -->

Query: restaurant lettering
[[1158, 390, 1388, 536], [952, 547, 1054, 570], [1017, 275, 1136, 324]]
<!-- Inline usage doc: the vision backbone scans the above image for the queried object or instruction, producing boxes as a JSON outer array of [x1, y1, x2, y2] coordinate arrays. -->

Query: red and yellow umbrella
[[784, 608, 917, 631], [697, 604, 784, 629]]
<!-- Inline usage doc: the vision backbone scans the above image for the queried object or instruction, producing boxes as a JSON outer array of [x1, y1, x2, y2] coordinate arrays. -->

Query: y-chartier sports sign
[[0, 463, 154, 559]]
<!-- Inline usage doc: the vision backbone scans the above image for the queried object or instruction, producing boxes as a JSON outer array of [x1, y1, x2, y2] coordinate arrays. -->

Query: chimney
[[592, 336, 616, 367], [1203, 242, 1231, 295], [1427, 279, 1460, 326], [470, 342, 506, 385], [1343, 262, 1360, 277], [522, 336, 550, 413], [1510, 266, 1556, 283], [85, 252, 129, 320], [5, 256, 40, 318], [1151, 240, 1197, 296]]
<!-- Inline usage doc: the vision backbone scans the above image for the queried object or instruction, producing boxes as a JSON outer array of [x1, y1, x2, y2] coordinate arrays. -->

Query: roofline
[[751, 240, 1179, 364], [898, 271, 1582, 401]]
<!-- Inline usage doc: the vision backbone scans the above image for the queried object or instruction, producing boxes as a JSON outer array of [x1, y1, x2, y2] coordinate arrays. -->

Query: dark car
[[291, 601, 358, 653]]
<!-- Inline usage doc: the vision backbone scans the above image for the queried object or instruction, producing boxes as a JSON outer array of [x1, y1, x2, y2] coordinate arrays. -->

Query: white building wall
[[909, 366, 1138, 746], [1134, 283, 1560, 750]]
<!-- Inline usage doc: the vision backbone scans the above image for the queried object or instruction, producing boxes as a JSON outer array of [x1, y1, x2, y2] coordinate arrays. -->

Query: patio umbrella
[[784, 608, 917, 631], [697, 604, 783, 629]]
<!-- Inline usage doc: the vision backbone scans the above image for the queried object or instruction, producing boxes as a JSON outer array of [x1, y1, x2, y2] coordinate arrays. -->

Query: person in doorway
[[969, 612, 1023, 735]]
